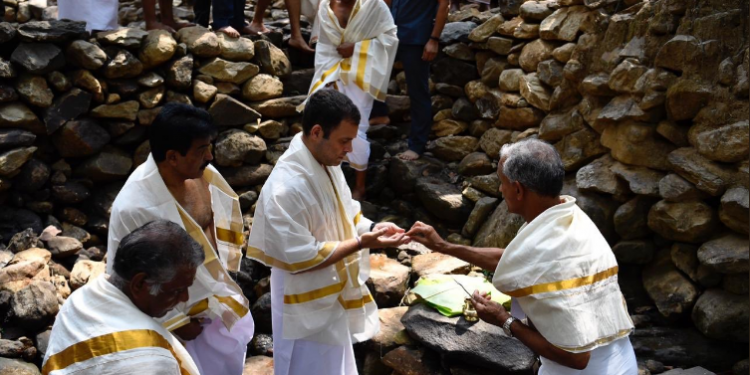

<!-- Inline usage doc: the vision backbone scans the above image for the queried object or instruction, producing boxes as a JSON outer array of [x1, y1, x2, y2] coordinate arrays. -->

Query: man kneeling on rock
[[406, 139, 638, 374], [42, 220, 203, 375]]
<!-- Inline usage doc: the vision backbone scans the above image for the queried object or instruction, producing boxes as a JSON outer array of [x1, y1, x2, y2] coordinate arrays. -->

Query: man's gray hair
[[499, 138, 565, 197], [110, 220, 204, 295]]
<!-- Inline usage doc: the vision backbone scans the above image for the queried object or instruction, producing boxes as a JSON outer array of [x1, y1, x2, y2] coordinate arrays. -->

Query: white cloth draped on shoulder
[[305, 0, 398, 102], [42, 276, 199, 375], [107, 155, 254, 375], [247, 133, 379, 346], [493, 196, 634, 353]]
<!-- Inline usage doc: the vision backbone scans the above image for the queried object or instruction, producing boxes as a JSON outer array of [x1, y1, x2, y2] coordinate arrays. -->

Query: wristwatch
[[502, 316, 516, 338]]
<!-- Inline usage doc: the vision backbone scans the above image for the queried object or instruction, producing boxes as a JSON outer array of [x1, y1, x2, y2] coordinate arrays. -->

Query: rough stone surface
[[415, 177, 473, 224], [402, 303, 535, 372], [719, 187, 749, 235], [175, 26, 220, 57], [648, 200, 717, 244], [643, 249, 699, 318], [209, 94, 261, 126], [411, 253, 470, 277], [242, 74, 283, 101], [11, 43, 65, 75], [697, 234, 749, 275], [692, 289, 749, 343], [367, 254, 410, 308], [9, 280, 59, 330]]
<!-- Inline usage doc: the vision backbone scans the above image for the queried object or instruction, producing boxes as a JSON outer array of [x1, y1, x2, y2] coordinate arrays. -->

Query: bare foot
[[146, 21, 176, 33], [289, 35, 315, 53], [247, 21, 270, 35], [217, 26, 240, 38], [398, 150, 420, 161], [163, 20, 194, 31]]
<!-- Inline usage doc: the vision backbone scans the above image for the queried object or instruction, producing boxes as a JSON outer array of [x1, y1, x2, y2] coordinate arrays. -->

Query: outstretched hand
[[471, 291, 508, 327], [361, 227, 410, 249], [405, 221, 446, 252]]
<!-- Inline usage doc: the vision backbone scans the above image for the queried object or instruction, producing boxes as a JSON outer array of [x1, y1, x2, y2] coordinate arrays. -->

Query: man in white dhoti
[[305, 0, 398, 199], [107, 104, 254, 375], [247, 89, 410, 375], [43, 221, 202, 375], [58, 0, 119, 32], [407, 139, 638, 374]]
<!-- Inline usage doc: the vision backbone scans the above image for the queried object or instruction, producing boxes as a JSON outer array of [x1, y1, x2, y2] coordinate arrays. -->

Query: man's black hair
[[302, 89, 361, 138], [150, 103, 217, 162]]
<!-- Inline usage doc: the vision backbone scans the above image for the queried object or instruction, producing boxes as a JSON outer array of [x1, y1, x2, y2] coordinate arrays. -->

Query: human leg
[[286, 0, 315, 53], [193, 0, 211, 27], [212, 0, 240, 37], [249, 0, 272, 34], [398, 45, 432, 159], [158, 0, 193, 30]]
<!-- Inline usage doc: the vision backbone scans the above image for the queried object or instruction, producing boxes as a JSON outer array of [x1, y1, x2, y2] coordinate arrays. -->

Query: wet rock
[[402, 303, 535, 372], [175, 26, 220, 57], [554, 127, 607, 171], [74, 146, 133, 182], [254, 40, 292, 78], [667, 148, 735, 196], [576, 155, 627, 195], [411, 252, 470, 277], [138, 29, 177, 68], [519, 39, 556, 73], [96, 28, 148, 48], [0, 129, 35, 151], [367, 254, 410, 307], [643, 249, 699, 318], [167, 54, 193, 90], [220, 164, 273, 187], [601, 122, 676, 171], [698, 234, 749, 275], [692, 289, 748, 343], [427, 135, 478, 162], [648, 200, 717, 243], [610, 162, 664, 197], [208, 94, 261, 126], [242, 74, 283, 101], [11, 42, 65, 75], [251, 96, 305, 118], [199, 58, 259, 84]]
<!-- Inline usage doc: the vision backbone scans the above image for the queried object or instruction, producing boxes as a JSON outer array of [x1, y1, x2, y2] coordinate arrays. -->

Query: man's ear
[[129, 272, 149, 299], [514, 181, 524, 200], [165, 150, 179, 167], [310, 124, 323, 140]]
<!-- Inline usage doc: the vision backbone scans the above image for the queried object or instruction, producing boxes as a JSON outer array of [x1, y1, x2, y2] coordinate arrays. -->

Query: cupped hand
[[405, 221, 446, 252]]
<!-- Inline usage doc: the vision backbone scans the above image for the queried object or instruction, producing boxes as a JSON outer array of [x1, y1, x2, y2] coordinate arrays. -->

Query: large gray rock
[[43, 88, 92, 135], [389, 156, 444, 194], [612, 240, 655, 265], [17, 19, 86, 42], [52, 119, 110, 158], [401, 303, 535, 372], [440, 22, 477, 44], [539, 6, 589, 42], [427, 136, 478, 162], [175, 26, 220, 57], [367, 254, 410, 308], [214, 129, 266, 167], [697, 234, 749, 274], [658, 173, 707, 202], [473, 200, 524, 247], [199, 58, 259, 84], [9, 280, 59, 330], [209, 94, 261, 126], [415, 177, 473, 225], [668, 147, 735, 196], [554, 127, 607, 171], [254, 40, 292, 78], [518, 39, 557, 73], [10, 43, 65, 75], [462, 196, 499, 238], [692, 289, 748, 343], [96, 28, 148, 48], [631, 327, 747, 370], [74, 146, 133, 182], [642, 250, 699, 318], [601, 122, 676, 171], [648, 200, 717, 244], [614, 196, 655, 240], [220, 164, 273, 187], [719, 187, 749, 235], [575, 155, 627, 196], [610, 162, 664, 197], [692, 120, 749, 163]]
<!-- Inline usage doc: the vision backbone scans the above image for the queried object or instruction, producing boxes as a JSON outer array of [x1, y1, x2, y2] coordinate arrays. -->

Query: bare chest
[[177, 180, 214, 229], [331, 1, 354, 28]]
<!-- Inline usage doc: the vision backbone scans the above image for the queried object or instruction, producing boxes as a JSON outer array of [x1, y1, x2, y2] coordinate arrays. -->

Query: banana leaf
[[407, 274, 511, 317]]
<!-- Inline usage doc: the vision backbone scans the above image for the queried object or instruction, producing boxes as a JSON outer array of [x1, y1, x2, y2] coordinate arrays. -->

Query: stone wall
[[0, 0, 748, 374]]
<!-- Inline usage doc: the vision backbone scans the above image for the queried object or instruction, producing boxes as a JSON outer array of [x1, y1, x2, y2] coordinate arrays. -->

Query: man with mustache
[[106, 103, 254, 375]]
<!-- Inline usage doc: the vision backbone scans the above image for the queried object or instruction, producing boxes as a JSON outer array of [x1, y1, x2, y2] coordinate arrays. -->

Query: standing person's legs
[[193, 0, 212, 27], [212, 0, 240, 36], [398, 44, 432, 160], [338, 82, 374, 200], [285, 0, 315, 53], [249, 0, 272, 34], [231, 0, 253, 33]]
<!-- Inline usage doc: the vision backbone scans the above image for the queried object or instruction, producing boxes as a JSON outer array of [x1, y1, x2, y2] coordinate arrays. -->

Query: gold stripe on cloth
[[504, 266, 619, 298], [216, 227, 244, 245], [354, 39, 371, 91], [554, 328, 634, 353], [162, 314, 190, 331], [310, 62, 341, 93], [187, 299, 209, 316], [338, 293, 374, 309], [246, 241, 338, 272], [283, 261, 349, 304], [42, 329, 192, 375], [215, 295, 249, 318]]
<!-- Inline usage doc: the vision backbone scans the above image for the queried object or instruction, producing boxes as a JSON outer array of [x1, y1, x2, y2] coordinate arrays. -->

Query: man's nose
[[344, 141, 353, 153]]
